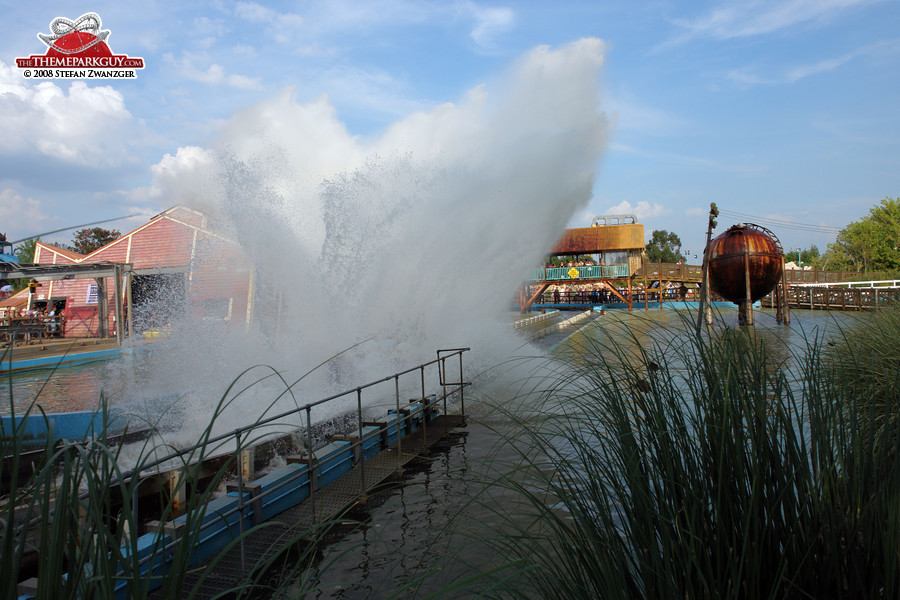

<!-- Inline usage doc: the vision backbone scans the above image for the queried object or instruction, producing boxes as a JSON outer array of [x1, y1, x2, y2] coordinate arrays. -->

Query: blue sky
[[1, 0, 898, 258]]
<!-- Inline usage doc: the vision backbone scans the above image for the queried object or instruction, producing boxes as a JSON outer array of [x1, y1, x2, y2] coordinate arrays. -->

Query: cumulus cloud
[[606, 200, 668, 220], [0, 61, 144, 169], [234, 1, 305, 44], [0, 189, 51, 241], [164, 53, 262, 89]]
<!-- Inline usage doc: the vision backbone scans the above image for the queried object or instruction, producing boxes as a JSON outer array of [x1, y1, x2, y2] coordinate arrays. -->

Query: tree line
[[1, 227, 120, 291], [646, 197, 899, 274]]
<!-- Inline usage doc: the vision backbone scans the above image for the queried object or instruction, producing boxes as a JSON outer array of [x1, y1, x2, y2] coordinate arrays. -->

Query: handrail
[[531, 264, 629, 281], [17, 348, 471, 536], [791, 279, 900, 289]]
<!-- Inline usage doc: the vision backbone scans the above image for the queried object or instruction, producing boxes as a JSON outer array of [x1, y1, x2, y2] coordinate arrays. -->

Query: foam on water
[[135, 38, 609, 440]]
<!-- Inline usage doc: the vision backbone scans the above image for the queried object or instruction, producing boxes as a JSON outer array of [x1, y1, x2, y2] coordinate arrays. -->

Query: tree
[[71, 227, 121, 255], [15, 238, 38, 263], [822, 197, 900, 272], [784, 245, 820, 267], [645, 230, 684, 263]]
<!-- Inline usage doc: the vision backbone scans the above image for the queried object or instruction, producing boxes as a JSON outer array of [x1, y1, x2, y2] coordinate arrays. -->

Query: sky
[[1, 0, 898, 259]]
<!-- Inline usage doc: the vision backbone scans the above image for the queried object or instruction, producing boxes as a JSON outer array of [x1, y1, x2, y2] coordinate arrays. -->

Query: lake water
[[291, 305, 867, 598], [0, 306, 869, 597]]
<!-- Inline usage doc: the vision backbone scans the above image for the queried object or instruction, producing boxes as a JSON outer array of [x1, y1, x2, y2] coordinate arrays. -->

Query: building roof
[[0, 288, 28, 309], [34, 206, 218, 267], [35, 243, 85, 262]]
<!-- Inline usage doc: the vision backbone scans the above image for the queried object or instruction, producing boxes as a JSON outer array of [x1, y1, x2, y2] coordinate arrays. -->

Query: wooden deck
[[761, 286, 900, 311]]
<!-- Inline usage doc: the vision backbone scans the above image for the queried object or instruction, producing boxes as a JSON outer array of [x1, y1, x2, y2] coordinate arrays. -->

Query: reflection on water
[[0, 351, 184, 426], [302, 427, 499, 599], [562, 306, 860, 368], [298, 306, 871, 597], [0, 361, 127, 416]]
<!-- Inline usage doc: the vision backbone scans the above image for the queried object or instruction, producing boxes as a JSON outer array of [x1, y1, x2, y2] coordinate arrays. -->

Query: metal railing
[[16, 348, 471, 590], [531, 264, 630, 281]]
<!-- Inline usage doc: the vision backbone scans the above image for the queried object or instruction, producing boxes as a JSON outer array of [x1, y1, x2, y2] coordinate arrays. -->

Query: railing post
[[458, 351, 465, 418], [306, 406, 316, 520], [420, 365, 428, 438], [394, 375, 403, 475], [235, 429, 246, 576], [357, 387, 367, 502], [441, 356, 448, 415]]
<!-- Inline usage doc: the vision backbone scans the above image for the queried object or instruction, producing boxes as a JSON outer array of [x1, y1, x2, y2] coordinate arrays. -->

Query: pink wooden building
[[31, 207, 253, 339]]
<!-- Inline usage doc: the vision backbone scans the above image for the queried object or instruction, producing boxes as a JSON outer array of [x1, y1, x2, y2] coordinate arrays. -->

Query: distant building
[[31, 206, 253, 338]]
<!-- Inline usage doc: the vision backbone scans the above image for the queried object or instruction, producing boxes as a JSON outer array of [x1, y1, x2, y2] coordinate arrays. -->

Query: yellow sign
[[568, 267, 579, 279]]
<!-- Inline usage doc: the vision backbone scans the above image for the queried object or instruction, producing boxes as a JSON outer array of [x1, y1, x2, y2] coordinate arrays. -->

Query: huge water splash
[[137, 38, 609, 440]]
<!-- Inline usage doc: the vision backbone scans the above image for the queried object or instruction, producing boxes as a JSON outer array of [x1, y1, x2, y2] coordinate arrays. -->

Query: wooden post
[[114, 264, 124, 345], [627, 275, 632, 311], [696, 203, 718, 337], [659, 260, 663, 310], [125, 268, 134, 339], [240, 447, 255, 481], [643, 257, 648, 310], [782, 258, 790, 324], [96, 277, 108, 338], [168, 469, 186, 516], [739, 247, 754, 326]]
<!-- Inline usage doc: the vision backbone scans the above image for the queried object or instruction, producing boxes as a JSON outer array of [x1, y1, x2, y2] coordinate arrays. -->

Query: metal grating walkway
[[149, 414, 466, 599]]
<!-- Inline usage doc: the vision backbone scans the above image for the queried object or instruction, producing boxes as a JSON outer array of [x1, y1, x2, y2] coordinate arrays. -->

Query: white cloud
[[164, 53, 262, 90], [606, 200, 668, 220], [0, 189, 51, 241], [464, 3, 515, 48], [234, 2, 305, 44], [728, 38, 900, 86], [685, 207, 707, 216], [670, 0, 885, 43], [0, 61, 143, 168], [146, 145, 219, 208]]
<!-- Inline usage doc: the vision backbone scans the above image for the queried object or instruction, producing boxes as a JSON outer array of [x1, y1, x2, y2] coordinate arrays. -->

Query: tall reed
[[477, 311, 900, 599], [0, 364, 337, 599]]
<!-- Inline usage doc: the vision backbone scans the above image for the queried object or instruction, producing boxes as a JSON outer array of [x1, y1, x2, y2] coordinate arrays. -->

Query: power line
[[717, 209, 842, 235], [10, 214, 143, 246]]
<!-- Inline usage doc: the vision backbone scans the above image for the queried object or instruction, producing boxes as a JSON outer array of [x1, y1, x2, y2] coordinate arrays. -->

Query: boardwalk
[[762, 283, 900, 311]]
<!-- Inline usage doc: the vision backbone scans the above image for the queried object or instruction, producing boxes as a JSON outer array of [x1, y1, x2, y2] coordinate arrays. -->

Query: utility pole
[[696, 202, 718, 337]]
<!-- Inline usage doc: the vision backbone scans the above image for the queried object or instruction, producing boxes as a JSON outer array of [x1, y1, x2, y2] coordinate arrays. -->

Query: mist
[[140, 38, 609, 435]]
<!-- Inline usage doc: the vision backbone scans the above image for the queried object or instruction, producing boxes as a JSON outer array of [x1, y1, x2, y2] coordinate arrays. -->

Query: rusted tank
[[707, 224, 782, 303]]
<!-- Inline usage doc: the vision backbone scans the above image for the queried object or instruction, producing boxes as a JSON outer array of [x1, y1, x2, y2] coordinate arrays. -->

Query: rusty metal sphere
[[708, 224, 783, 303]]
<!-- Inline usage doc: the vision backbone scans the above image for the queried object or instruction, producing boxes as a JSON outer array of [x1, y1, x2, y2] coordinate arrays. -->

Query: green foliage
[[645, 229, 684, 263], [14, 238, 38, 264], [71, 227, 121, 255], [784, 244, 820, 266], [477, 313, 900, 599], [824, 197, 900, 272]]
